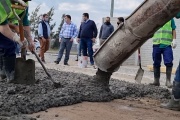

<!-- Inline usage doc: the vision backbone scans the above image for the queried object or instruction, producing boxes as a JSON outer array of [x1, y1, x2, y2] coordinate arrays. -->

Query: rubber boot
[[3, 56, 16, 83], [166, 67, 173, 88], [161, 81, 180, 111], [0, 56, 6, 80], [149, 67, 160, 86]]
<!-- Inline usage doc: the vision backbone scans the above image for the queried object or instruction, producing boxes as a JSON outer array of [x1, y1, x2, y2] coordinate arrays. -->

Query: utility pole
[[110, 0, 114, 17]]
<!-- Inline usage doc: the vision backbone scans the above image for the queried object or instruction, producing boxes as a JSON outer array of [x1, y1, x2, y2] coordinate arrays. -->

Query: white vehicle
[[34, 38, 40, 52]]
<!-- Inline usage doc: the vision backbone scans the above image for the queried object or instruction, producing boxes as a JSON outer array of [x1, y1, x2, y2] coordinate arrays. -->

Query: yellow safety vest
[[0, 0, 26, 24], [153, 21, 172, 45]]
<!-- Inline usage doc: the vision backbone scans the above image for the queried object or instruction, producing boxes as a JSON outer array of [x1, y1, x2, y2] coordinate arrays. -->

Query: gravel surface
[[0, 68, 170, 117]]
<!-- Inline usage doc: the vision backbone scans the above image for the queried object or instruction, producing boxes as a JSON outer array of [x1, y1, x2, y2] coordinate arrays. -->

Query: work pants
[[57, 38, 73, 64], [39, 38, 50, 60], [81, 38, 94, 65], [152, 45, 173, 68]]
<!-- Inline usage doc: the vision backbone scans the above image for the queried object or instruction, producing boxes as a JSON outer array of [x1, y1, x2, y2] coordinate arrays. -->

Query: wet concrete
[[0, 68, 170, 117], [0, 115, 36, 120]]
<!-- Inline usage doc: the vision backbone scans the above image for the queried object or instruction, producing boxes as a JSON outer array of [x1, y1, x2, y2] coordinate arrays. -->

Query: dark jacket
[[99, 22, 114, 39], [78, 20, 98, 39]]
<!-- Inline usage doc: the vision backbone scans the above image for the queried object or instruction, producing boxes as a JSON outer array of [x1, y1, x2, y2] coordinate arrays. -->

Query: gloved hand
[[171, 39, 177, 49], [13, 34, 28, 48], [11, 0, 28, 7]]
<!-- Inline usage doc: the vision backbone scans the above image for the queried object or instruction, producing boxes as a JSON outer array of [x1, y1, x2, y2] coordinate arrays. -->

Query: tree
[[29, 5, 56, 38], [50, 14, 65, 49], [29, 4, 41, 37], [47, 7, 56, 38]]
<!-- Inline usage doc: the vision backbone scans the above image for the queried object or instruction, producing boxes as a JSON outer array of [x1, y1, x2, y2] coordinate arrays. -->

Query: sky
[[29, 0, 144, 32]]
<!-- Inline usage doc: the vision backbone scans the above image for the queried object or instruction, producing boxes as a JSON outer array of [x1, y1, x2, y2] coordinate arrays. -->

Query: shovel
[[11, 4, 36, 85], [135, 48, 144, 83], [31, 50, 62, 88], [22, 18, 62, 88]]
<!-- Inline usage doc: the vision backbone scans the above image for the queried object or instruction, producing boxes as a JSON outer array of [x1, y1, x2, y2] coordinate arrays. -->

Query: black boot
[[166, 67, 173, 88], [149, 67, 160, 86], [0, 56, 6, 80], [3, 56, 16, 83], [161, 81, 180, 111]]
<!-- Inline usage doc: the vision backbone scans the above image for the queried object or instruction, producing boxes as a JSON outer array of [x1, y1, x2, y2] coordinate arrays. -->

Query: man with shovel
[[0, 0, 34, 83], [149, 18, 177, 88]]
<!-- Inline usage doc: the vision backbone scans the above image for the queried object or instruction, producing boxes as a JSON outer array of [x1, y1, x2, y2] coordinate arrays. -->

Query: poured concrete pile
[[0, 68, 170, 117]]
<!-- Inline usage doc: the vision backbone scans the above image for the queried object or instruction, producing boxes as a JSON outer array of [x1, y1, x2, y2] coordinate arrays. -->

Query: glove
[[11, 0, 27, 7], [171, 39, 177, 49], [13, 34, 28, 48]]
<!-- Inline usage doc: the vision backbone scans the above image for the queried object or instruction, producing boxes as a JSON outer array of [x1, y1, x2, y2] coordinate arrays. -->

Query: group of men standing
[[54, 13, 98, 67]]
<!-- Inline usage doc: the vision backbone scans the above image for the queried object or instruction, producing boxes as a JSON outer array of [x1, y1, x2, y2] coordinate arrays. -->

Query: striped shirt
[[59, 22, 78, 39]]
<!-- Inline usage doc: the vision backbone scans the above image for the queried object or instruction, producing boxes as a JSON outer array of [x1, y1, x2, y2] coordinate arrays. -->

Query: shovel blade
[[135, 68, 144, 83], [14, 58, 35, 85]]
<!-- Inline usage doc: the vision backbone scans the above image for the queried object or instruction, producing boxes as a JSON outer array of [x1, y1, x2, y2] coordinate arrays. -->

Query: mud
[[0, 68, 170, 117]]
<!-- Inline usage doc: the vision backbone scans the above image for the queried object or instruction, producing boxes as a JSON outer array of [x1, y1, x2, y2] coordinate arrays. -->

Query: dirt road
[[31, 98, 180, 120]]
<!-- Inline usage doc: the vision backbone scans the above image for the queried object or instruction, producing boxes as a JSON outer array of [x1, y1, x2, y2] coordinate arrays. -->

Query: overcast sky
[[29, 0, 144, 31]]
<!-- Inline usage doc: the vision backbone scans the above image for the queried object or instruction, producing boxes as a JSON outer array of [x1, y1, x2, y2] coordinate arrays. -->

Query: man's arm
[[77, 24, 82, 39], [93, 21, 98, 38], [21, 7, 35, 51], [99, 25, 103, 39], [173, 30, 176, 39], [110, 25, 114, 34], [171, 19, 177, 49], [0, 24, 16, 40], [23, 26, 35, 51], [72, 24, 78, 38], [171, 19, 176, 39], [38, 23, 43, 37]]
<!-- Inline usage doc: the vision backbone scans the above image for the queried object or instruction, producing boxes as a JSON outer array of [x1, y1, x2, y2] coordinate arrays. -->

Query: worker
[[161, 62, 180, 111], [0, 0, 35, 83], [149, 18, 177, 88], [160, 13, 180, 111]]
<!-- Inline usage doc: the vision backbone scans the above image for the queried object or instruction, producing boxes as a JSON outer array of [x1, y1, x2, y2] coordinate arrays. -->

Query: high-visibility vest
[[153, 21, 173, 45], [0, 0, 26, 24]]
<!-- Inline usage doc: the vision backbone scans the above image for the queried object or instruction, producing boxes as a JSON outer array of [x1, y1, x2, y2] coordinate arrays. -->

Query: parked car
[[34, 38, 40, 52]]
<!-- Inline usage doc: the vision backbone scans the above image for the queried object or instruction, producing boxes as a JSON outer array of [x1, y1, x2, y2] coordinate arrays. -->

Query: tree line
[[29, 5, 65, 49]]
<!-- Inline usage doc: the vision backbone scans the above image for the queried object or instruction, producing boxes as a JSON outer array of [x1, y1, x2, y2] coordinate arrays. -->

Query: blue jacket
[[78, 20, 98, 39]]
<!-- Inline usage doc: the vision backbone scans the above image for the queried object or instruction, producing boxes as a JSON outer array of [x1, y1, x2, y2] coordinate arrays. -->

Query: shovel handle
[[11, 4, 26, 10], [11, 4, 27, 60], [32, 51, 56, 82], [138, 48, 142, 69]]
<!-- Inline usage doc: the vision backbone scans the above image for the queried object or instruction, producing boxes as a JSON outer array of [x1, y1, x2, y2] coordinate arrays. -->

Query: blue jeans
[[81, 38, 94, 65], [15, 43, 20, 55], [0, 33, 16, 57], [152, 45, 173, 67], [0, 33, 16, 78], [174, 63, 180, 82], [57, 38, 73, 64]]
